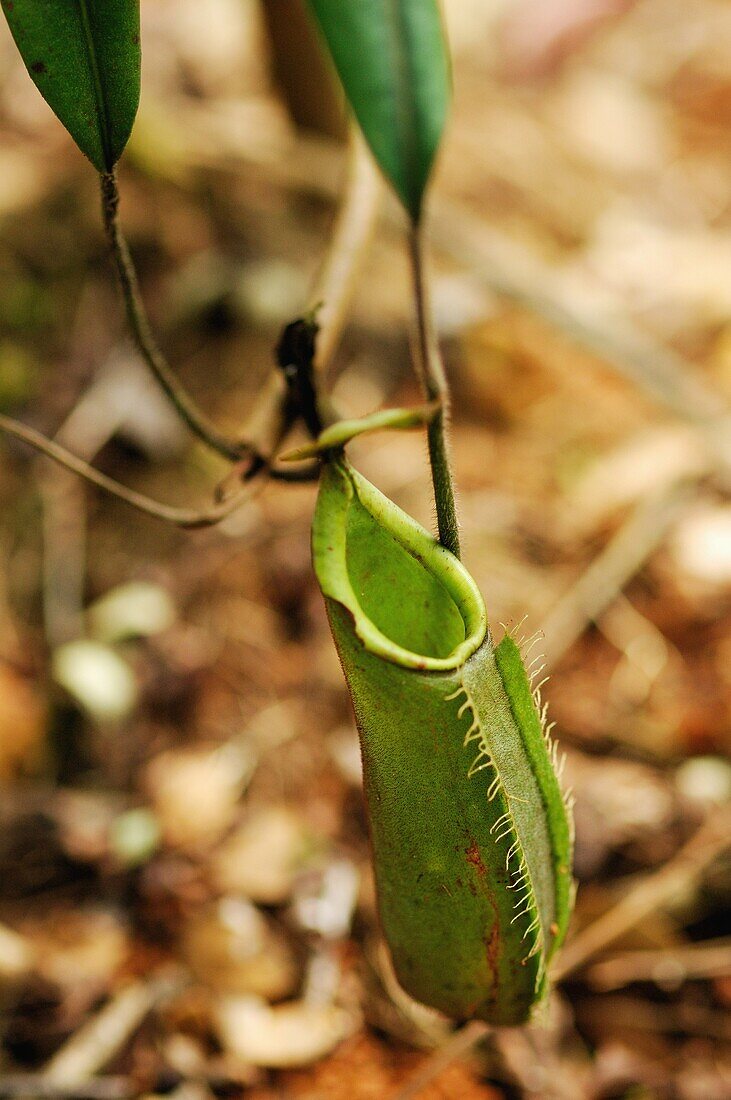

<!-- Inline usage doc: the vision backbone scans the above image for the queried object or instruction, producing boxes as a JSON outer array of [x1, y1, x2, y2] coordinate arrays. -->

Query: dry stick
[[0, 413, 258, 529], [214, 126, 380, 465], [586, 936, 731, 992], [553, 802, 731, 981], [393, 1020, 490, 1100], [223, 126, 381, 467], [428, 201, 727, 430], [0, 1077, 131, 1100], [491, 1027, 586, 1100], [312, 130, 381, 373], [42, 973, 184, 1089], [540, 482, 693, 672], [100, 170, 244, 461], [578, 992, 731, 1043], [40, 354, 186, 646], [408, 226, 460, 558], [207, 127, 381, 470]]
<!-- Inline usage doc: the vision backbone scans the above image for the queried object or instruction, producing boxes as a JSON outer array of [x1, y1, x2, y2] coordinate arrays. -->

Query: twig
[[100, 170, 244, 462], [251, 126, 381, 459], [492, 1027, 586, 1100], [0, 413, 258, 529], [311, 129, 381, 372], [540, 483, 692, 671], [586, 937, 731, 991], [429, 200, 728, 430], [408, 226, 460, 557], [39, 351, 185, 646], [577, 993, 731, 1042], [41, 464, 88, 645], [43, 972, 184, 1087], [0, 1077, 132, 1099], [393, 1020, 490, 1100], [554, 803, 731, 981]]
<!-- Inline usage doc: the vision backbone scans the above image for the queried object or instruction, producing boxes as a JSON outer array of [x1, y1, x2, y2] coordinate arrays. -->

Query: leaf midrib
[[75, 0, 112, 168], [383, 0, 420, 214]]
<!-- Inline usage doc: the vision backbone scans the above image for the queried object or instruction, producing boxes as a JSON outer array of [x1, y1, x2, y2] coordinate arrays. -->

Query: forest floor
[[0, 1, 729, 1097]]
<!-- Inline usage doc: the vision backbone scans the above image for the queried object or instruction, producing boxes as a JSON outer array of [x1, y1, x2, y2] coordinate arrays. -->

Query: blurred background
[[0, 1, 729, 1097]]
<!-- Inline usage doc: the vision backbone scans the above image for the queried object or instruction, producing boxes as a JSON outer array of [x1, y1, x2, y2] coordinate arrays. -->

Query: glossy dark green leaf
[[1, 0, 141, 171], [306, 0, 450, 220]]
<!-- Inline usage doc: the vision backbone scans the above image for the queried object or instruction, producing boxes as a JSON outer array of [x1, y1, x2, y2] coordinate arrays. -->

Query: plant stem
[[99, 170, 244, 462], [408, 225, 460, 558], [1, 136, 378, 527], [0, 413, 258, 529]]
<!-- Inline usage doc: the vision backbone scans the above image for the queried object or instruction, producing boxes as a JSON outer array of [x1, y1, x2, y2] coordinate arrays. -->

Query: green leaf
[[1, 0, 141, 171], [306, 0, 450, 220], [312, 458, 574, 1023]]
